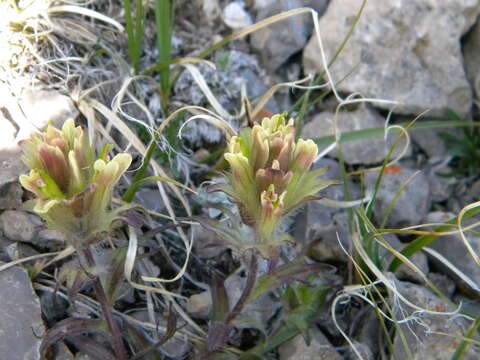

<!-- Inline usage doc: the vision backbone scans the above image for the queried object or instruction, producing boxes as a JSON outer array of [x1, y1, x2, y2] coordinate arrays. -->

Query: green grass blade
[[450, 316, 480, 360], [124, 0, 145, 74], [122, 137, 160, 203], [313, 121, 480, 147], [124, 0, 137, 73], [134, 0, 145, 73], [155, 0, 174, 111], [388, 206, 480, 272]]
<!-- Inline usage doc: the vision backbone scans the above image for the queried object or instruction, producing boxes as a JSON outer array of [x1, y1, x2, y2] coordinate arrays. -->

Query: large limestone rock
[[251, 0, 328, 70], [4, 88, 77, 142], [302, 104, 409, 165], [303, 0, 480, 117], [389, 277, 480, 360], [278, 326, 341, 360], [365, 167, 431, 228], [464, 17, 480, 100], [0, 149, 26, 210], [0, 264, 45, 360]]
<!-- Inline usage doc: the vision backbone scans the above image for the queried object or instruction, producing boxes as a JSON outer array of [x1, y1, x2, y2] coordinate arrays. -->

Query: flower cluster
[[221, 114, 333, 243], [19, 119, 132, 248]]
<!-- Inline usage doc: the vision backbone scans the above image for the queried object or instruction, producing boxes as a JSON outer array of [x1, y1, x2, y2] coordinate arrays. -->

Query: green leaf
[[210, 274, 229, 323], [388, 206, 480, 272], [40, 318, 108, 357], [446, 108, 463, 123], [450, 316, 480, 360], [244, 284, 327, 357], [249, 261, 328, 302], [104, 247, 127, 305]]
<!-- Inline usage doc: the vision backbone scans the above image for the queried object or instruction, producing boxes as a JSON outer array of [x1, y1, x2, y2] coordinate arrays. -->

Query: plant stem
[[225, 253, 258, 324], [82, 247, 128, 360]]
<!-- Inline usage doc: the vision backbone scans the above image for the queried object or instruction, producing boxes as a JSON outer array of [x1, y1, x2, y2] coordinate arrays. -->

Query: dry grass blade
[[351, 232, 458, 316], [48, 5, 124, 32], [125, 226, 204, 335], [315, 197, 370, 209], [422, 247, 480, 295], [181, 63, 235, 121], [457, 201, 480, 266], [112, 75, 158, 130], [251, 75, 326, 120], [0, 247, 73, 273], [85, 98, 196, 293]]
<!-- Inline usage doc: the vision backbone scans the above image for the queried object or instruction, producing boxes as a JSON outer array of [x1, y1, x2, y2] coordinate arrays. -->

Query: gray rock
[[303, 0, 479, 117], [365, 167, 431, 228], [186, 288, 211, 319], [464, 17, 480, 100], [223, 1, 253, 29], [201, 0, 221, 23], [459, 179, 480, 210], [304, 158, 343, 231], [174, 50, 276, 145], [0, 182, 23, 210], [427, 164, 457, 203], [0, 149, 27, 210], [410, 123, 463, 160], [14, 89, 77, 141], [191, 224, 225, 259], [0, 264, 45, 360], [389, 277, 479, 360], [346, 342, 374, 360], [5, 242, 39, 261], [278, 326, 341, 360], [136, 188, 165, 213], [75, 354, 94, 360], [453, 294, 480, 317], [355, 309, 381, 359], [308, 211, 351, 262], [0, 210, 40, 243], [130, 310, 191, 359], [0, 236, 14, 261], [253, 0, 276, 11], [428, 273, 456, 298], [251, 0, 328, 70], [254, 0, 328, 13], [39, 292, 69, 326], [304, 158, 360, 261], [303, 0, 330, 14], [0, 113, 17, 149], [302, 105, 409, 165], [426, 211, 480, 295], [36, 229, 67, 251]]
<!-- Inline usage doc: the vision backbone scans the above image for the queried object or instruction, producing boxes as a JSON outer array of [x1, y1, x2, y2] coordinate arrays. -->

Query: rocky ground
[[1, 0, 480, 359]]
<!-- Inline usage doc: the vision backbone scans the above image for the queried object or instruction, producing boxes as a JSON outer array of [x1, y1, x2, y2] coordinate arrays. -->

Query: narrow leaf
[[248, 261, 329, 302], [41, 318, 107, 356], [67, 335, 116, 360]]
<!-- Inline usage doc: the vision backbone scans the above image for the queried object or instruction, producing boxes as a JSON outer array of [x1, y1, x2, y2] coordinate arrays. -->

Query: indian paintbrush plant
[[198, 114, 336, 356], [219, 113, 335, 257], [19, 119, 131, 359]]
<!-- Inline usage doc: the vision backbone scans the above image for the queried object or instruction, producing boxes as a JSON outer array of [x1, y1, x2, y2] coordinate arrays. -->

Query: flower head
[[221, 113, 334, 245], [19, 119, 132, 248]]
